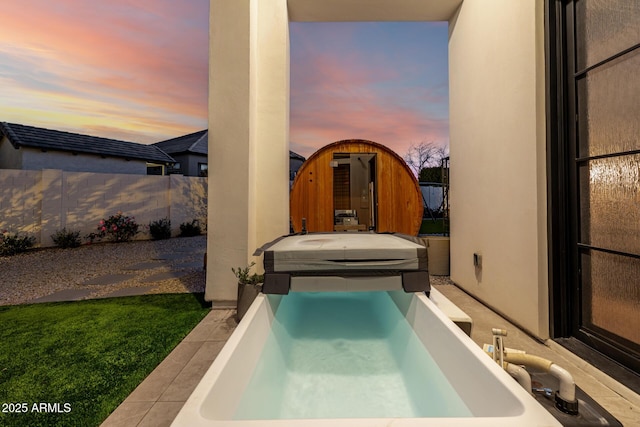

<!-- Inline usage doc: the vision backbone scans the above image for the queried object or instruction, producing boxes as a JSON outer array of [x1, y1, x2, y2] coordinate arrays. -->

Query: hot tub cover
[[256, 233, 429, 294]]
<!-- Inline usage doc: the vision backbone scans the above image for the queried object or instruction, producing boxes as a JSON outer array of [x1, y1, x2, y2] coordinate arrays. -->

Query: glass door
[[332, 153, 377, 231], [567, 0, 640, 372]]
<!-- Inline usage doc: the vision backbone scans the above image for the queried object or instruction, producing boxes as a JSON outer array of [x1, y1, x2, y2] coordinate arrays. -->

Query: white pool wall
[[172, 291, 561, 427]]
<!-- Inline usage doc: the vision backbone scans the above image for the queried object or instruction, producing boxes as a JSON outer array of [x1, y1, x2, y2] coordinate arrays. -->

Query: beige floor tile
[[182, 310, 230, 342], [182, 323, 216, 343], [100, 401, 154, 427], [204, 316, 238, 341], [137, 402, 185, 427], [159, 341, 226, 402], [126, 341, 204, 402], [208, 308, 234, 320], [595, 396, 640, 426], [183, 310, 237, 343], [196, 339, 228, 361], [569, 370, 621, 399], [157, 340, 206, 370]]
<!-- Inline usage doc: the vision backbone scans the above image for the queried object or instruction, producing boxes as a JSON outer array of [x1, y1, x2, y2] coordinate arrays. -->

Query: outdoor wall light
[[474, 252, 482, 268]]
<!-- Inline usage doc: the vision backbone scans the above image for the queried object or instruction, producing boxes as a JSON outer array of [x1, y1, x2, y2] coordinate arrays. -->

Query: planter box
[[423, 236, 450, 276], [236, 282, 261, 322]]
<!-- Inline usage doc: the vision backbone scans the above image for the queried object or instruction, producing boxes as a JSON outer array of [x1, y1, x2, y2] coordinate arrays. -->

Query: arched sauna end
[[290, 139, 423, 236]]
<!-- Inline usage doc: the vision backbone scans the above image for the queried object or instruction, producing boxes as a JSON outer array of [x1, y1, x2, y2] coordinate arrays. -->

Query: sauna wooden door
[[290, 139, 423, 235], [332, 153, 377, 231]]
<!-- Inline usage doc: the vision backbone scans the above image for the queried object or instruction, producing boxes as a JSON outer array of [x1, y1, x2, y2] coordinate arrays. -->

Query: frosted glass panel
[[575, 0, 640, 70], [581, 250, 640, 346], [577, 50, 640, 158], [579, 155, 640, 255]]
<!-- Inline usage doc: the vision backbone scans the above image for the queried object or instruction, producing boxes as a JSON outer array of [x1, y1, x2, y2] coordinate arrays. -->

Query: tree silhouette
[[403, 141, 448, 181]]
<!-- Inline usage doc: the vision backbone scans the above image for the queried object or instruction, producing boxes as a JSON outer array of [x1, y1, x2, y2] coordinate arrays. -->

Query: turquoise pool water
[[234, 291, 473, 419]]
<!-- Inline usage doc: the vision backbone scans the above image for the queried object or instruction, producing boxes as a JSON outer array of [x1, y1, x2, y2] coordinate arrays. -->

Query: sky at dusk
[[290, 21, 449, 159], [1, 1, 449, 158], [0, 0, 209, 144]]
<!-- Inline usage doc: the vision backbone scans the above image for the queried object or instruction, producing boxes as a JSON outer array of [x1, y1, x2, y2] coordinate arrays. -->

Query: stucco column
[[207, 0, 289, 302], [448, 0, 548, 337]]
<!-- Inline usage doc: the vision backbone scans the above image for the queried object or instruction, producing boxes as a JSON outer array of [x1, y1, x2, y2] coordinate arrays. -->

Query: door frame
[[545, 0, 640, 381]]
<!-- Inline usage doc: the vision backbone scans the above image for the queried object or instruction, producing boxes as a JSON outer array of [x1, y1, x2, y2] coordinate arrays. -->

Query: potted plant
[[232, 262, 264, 322]]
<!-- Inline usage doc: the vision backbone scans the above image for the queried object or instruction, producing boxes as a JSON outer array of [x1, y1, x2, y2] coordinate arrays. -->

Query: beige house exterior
[[206, 0, 546, 333], [206, 0, 640, 381]]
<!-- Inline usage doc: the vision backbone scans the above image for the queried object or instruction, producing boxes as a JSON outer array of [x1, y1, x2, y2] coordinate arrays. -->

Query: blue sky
[[0, 1, 449, 159]]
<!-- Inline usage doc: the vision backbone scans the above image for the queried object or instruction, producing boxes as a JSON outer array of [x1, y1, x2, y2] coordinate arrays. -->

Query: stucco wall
[[21, 148, 148, 174], [448, 0, 548, 337], [0, 169, 207, 247], [0, 137, 23, 169]]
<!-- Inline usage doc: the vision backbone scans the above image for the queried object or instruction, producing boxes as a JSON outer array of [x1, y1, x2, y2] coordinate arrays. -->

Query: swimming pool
[[172, 290, 561, 426]]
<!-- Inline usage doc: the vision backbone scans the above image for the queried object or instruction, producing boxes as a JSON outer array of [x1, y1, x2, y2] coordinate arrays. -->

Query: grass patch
[[420, 218, 446, 235], [0, 293, 210, 427]]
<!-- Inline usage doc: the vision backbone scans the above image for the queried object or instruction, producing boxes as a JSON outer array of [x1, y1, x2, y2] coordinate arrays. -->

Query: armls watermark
[[2, 402, 72, 414]]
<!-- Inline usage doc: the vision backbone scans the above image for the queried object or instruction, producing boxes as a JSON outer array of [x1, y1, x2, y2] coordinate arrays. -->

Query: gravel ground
[[0, 235, 207, 306], [1, 234, 453, 307], [427, 275, 454, 287]]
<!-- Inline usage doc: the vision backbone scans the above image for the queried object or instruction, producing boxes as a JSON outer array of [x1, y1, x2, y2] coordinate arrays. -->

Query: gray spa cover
[[259, 233, 430, 294], [262, 233, 427, 273]]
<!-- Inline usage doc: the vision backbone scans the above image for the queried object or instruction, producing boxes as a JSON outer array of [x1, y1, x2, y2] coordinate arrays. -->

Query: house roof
[[153, 130, 208, 155], [153, 129, 306, 162], [0, 122, 175, 164], [290, 150, 305, 161]]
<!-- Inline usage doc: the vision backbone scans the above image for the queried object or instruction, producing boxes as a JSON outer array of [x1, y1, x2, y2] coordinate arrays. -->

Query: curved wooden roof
[[290, 139, 423, 236]]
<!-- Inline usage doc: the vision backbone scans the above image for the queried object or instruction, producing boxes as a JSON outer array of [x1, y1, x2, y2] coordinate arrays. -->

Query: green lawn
[[419, 218, 446, 235], [0, 293, 210, 427]]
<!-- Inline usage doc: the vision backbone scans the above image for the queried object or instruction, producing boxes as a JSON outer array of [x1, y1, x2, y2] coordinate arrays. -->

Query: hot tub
[[258, 233, 430, 294], [172, 290, 561, 426]]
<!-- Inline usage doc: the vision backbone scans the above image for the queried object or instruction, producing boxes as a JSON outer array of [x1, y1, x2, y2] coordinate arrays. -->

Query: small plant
[[233, 262, 263, 321], [51, 228, 81, 248], [179, 219, 202, 237], [0, 230, 36, 256], [232, 262, 264, 287], [149, 218, 172, 240], [87, 212, 140, 243]]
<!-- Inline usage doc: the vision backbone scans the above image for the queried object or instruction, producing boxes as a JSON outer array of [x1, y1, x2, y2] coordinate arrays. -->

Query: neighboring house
[[153, 130, 209, 176], [0, 122, 175, 175], [289, 150, 305, 185], [154, 129, 306, 180]]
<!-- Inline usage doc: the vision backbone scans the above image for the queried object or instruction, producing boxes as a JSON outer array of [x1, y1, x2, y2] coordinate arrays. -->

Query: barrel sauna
[[290, 139, 423, 236]]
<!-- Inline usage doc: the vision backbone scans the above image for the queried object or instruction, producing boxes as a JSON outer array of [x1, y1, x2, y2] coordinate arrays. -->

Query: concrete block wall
[[0, 169, 207, 247], [170, 175, 208, 234], [0, 170, 42, 237]]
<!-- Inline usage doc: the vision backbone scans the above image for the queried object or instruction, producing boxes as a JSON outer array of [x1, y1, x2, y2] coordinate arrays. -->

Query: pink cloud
[[0, 0, 207, 141], [290, 53, 449, 158]]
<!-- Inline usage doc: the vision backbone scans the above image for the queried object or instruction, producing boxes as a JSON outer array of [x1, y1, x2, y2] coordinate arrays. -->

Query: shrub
[[87, 212, 140, 243], [149, 218, 172, 240], [179, 219, 202, 237], [51, 228, 82, 248], [0, 230, 36, 256], [232, 262, 264, 286]]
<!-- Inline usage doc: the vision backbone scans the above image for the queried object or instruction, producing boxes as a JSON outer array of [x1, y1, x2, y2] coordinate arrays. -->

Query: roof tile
[[0, 122, 175, 164]]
